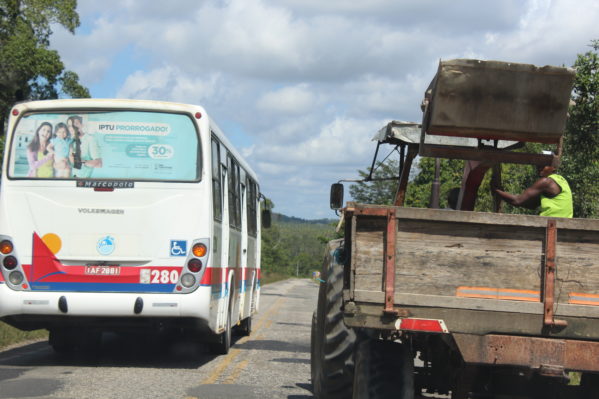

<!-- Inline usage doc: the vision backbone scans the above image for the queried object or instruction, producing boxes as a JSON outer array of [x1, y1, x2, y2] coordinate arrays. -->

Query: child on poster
[[48, 122, 73, 178]]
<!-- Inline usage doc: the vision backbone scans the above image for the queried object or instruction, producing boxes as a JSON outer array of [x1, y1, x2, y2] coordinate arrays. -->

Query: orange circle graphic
[[41, 233, 62, 255]]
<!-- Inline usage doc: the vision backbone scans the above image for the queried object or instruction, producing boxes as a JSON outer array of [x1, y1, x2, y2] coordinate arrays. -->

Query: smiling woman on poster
[[26, 122, 54, 177]]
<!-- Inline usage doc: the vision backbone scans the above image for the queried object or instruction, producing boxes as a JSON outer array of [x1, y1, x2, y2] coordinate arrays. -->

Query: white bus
[[0, 99, 268, 354]]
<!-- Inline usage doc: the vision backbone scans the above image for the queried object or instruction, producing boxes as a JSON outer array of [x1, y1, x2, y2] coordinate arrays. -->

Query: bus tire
[[211, 293, 233, 355], [211, 309, 231, 355], [311, 240, 356, 399], [238, 316, 252, 336], [49, 328, 75, 354], [352, 339, 414, 399]]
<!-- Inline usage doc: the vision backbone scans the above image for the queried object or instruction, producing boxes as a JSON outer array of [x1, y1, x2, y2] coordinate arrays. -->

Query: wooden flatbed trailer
[[344, 204, 599, 385], [311, 59, 599, 399]]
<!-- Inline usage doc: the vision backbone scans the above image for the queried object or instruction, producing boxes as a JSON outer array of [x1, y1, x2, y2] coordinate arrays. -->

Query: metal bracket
[[538, 364, 569, 381], [384, 208, 398, 315], [350, 206, 401, 316], [543, 219, 568, 329]]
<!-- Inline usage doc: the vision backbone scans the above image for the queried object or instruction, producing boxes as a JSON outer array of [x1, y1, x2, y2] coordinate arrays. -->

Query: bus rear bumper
[[0, 284, 211, 321]]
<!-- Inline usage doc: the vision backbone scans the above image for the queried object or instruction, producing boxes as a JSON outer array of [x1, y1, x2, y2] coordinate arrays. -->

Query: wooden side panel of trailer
[[349, 205, 599, 309]]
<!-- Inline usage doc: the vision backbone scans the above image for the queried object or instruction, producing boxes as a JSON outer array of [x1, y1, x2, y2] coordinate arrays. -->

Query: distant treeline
[[271, 213, 335, 225], [261, 213, 339, 278]]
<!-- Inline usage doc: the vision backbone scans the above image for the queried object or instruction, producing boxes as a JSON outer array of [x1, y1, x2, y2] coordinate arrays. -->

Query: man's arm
[[493, 178, 553, 210]]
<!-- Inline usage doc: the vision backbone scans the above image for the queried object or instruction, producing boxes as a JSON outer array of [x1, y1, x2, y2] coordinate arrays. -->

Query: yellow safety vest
[[540, 174, 573, 218]]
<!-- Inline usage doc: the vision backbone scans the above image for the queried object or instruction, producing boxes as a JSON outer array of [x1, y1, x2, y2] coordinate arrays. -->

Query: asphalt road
[[0, 278, 317, 399]]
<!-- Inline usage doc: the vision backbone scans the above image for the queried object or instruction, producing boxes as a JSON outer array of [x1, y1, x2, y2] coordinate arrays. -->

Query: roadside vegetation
[[261, 212, 339, 279], [0, 323, 47, 351]]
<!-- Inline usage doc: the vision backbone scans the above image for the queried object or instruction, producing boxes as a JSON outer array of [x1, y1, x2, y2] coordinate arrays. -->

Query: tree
[[348, 159, 400, 205], [261, 223, 290, 274], [348, 157, 469, 209], [0, 0, 90, 142], [349, 146, 547, 213], [561, 40, 599, 218], [404, 157, 463, 209]]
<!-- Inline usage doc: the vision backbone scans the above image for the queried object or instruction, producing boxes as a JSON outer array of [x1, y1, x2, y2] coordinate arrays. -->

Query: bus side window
[[235, 163, 241, 227], [211, 137, 222, 221], [227, 155, 241, 229], [247, 178, 257, 237]]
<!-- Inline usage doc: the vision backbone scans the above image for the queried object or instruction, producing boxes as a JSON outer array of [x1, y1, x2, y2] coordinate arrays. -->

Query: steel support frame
[[384, 208, 397, 314], [543, 219, 567, 328], [393, 144, 418, 207], [454, 333, 599, 373]]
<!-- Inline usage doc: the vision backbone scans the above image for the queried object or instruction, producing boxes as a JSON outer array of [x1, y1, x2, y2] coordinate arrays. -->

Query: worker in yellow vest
[[492, 164, 573, 218]]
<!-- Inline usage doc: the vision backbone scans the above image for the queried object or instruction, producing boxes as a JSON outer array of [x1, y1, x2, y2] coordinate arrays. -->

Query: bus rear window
[[8, 111, 200, 181]]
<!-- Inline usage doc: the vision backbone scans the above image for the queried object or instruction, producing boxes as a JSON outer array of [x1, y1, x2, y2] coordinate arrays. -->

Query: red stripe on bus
[[200, 267, 262, 286]]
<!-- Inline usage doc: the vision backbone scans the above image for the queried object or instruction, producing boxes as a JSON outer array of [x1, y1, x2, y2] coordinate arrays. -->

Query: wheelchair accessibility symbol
[[170, 240, 187, 257]]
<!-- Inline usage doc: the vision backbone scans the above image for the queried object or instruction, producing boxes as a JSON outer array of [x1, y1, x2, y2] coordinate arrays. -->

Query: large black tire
[[49, 328, 76, 354], [237, 316, 252, 337], [352, 338, 414, 399], [310, 311, 318, 384], [211, 294, 233, 355], [311, 240, 356, 399]]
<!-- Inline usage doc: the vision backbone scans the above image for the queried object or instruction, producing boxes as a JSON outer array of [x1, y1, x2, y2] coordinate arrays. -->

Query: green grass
[[0, 322, 48, 351], [261, 271, 290, 285]]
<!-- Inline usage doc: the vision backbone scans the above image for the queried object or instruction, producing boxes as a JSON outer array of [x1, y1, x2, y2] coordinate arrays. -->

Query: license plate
[[85, 266, 121, 276]]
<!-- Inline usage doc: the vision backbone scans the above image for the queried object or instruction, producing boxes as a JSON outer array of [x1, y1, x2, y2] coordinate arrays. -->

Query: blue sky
[[50, 0, 599, 219]]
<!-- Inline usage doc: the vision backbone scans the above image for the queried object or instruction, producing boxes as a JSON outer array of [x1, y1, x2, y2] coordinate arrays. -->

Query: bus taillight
[[0, 240, 13, 254], [181, 274, 196, 288], [8, 271, 24, 285], [3, 256, 18, 270], [188, 258, 202, 273], [0, 235, 28, 291], [192, 243, 207, 257], [176, 238, 210, 293]]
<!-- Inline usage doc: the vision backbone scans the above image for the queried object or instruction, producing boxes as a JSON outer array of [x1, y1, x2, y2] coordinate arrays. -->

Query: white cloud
[[490, 0, 599, 65], [257, 84, 318, 114], [249, 117, 379, 166], [116, 66, 222, 104], [255, 162, 299, 176]]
